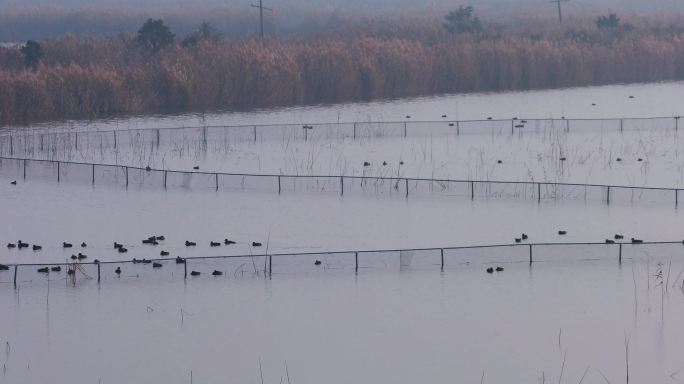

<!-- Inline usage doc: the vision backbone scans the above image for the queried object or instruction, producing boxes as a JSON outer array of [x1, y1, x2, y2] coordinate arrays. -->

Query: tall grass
[[3, 16, 684, 125]]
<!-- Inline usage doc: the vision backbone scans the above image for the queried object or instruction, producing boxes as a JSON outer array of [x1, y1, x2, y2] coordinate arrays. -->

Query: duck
[[486, 267, 494, 274], [190, 271, 201, 276], [63, 242, 73, 248], [252, 242, 262, 247], [152, 262, 163, 268], [637, 158, 643, 162], [314, 260, 322, 266], [70, 255, 77, 260], [559, 157, 567, 161], [80, 242, 87, 248], [616, 158, 623, 162], [0, 264, 10, 271], [212, 270, 223, 276], [193, 166, 200, 170], [631, 238, 643, 244], [32, 245, 42, 251], [7, 243, 16, 249], [614, 234, 624, 240], [67, 269, 75, 276], [448, 123, 455, 127], [441, 114, 447, 118], [605, 239, 615, 244], [497, 160, 503, 164], [521, 233, 528, 240], [77, 253, 87, 260], [141, 259, 151, 264], [114, 242, 123, 249], [558, 230, 567, 235], [10, 181, 17, 185], [224, 239, 236, 245], [514, 124, 524, 128], [17, 240, 28, 248], [176, 257, 186, 264], [406, 115, 411, 119], [185, 241, 196, 247], [37, 267, 49, 273], [155, 235, 165, 241], [51, 266, 62, 272], [399, 161, 404, 165], [382, 161, 388, 166], [495, 266, 504, 272], [514, 238, 522, 243], [115, 267, 122, 275], [487, 117, 493, 120], [94, 259, 100, 263], [145, 166, 152, 171], [210, 241, 221, 247], [142, 238, 158, 245], [160, 250, 170, 256], [363, 161, 371, 167], [118, 247, 128, 253]]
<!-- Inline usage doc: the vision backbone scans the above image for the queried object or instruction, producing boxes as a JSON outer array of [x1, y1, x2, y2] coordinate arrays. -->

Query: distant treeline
[[2, 15, 684, 125]]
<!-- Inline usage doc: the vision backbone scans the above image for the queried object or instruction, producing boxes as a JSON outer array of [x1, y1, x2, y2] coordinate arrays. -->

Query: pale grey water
[[3, 81, 684, 384]]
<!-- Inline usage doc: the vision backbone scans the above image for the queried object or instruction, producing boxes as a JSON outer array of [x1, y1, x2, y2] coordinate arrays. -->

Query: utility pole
[[251, 0, 273, 39], [550, 0, 569, 23]]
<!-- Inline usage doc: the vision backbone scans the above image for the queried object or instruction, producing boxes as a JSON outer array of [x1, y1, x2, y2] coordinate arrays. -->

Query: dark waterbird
[[115, 267, 122, 275], [145, 166, 152, 171], [560, 157, 567, 161], [176, 257, 186, 264], [605, 239, 615, 244], [17, 241, 28, 249], [142, 238, 158, 245], [10, 181, 17, 185], [382, 161, 388, 166], [160, 250, 170, 256], [363, 161, 371, 167], [252, 242, 262, 247], [63, 242, 73, 248], [0, 264, 9, 271], [448, 123, 455, 127], [521, 233, 528, 240], [37, 267, 49, 273], [514, 238, 522, 243], [185, 241, 196, 247], [155, 235, 165, 241], [497, 160, 503, 164], [118, 247, 128, 253], [190, 271, 201, 276], [153, 262, 163, 268], [70, 255, 77, 260], [495, 266, 504, 272], [77, 253, 87, 260], [631, 238, 643, 244], [224, 239, 236, 245], [114, 242, 123, 249], [81, 242, 87, 248], [399, 161, 404, 165], [51, 266, 61, 272], [314, 260, 322, 266], [67, 269, 75, 276], [486, 267, 494, 274], [32, 245, 42, 251], [210, 241, 221, 247], [212, 270, 223, 276], [193, 166, 200, 170], [514, 124, 524, 128], [558, 230, 567, 235], [7, 243, 16, 249], [614, 234, 624, 240]]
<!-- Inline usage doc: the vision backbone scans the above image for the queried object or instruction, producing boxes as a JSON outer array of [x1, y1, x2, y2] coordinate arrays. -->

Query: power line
[[250, 0, 273, 39]]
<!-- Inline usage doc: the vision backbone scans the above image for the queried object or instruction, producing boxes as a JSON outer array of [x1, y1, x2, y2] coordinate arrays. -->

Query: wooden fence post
[[529, 244, 533, 265], [440, 249, 444, 270], [13, 265, 17, 288]]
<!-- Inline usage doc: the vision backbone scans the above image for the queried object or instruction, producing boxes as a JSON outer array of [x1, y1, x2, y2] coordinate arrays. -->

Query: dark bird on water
[[497, 160, 503, 164], [81, 242, 87, 248], [7, 243, 16, 249], [495, 266, 504, 272], [605, 239, 615, 244], [160, 250, 170, 256], [176, 257, 186, 264], [115, 267, 122, 275], [114, 242, 123, 249], [363, 161, 371, 167], [631, 238, 643, 244], [212, 270, 223, 276], [514, 238, 522, 243], [210, 241, 221, 247], [558, 230, 568, 235], [70, 255, 77, 260], [382, 161, 388, 166], [63, 242, 73, 248], [37, 267, 49, 273], [521, 233, 528, 240], [67, 269, 75, 276], [0, 264, 10, 271], [153, 262, 163, 268], [486, 267, 494, 274], [193, 166, 200, 170], [252, 242, 262, 247], [224, 239, 236, 245], [78, 253, 87, 260], [185, 241, 196, 247], [145, 166, 152, 171], [17, 241, 28, 248], [118, 247, 128, 253], [10, 181, 17, 185], [191, 271, 201, 276], [614, 234, 624, 240], [32, 245, 42, 251], [156, 236, 165, 241], [51, 266, 62, 272], [314, 260, 322, 266]]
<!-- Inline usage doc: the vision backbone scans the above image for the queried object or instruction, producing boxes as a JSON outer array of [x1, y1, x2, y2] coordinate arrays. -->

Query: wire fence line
[[0, 115, 682, 158], [2, 240, 683, 287], [0, 156, 681, 206]]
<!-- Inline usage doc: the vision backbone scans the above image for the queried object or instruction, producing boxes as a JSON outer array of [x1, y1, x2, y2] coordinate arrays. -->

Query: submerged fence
[[0, 156, 681, 206], [2, 240, 683, 288], [0, 115, 682, 158]]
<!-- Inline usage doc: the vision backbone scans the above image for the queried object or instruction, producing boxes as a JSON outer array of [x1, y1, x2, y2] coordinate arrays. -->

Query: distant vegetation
[[3, 12, 684, 125]]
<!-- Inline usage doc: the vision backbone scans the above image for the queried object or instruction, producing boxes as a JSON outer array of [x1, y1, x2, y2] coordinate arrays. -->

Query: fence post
[[156, 129, 161, 147], [353, 123, 357, 140], [606, 186, 610, 205], [23, 159, 26, 180], [440, 248, 444, 270], [619, 243, 622, 264], [216, 173, 219, 191], [277, 175, 281, 194], [164, 171, 167, 189], [537, 183, 541, 203], [125, 166, 129, 187], [566, 119, 570, 132], [57, 161, 60, 182], [269, 255, 272, 276], [9, 136, 12, 156], [355, 252, 359, 272], [676, 116, 680, 132], [253, 126, 257, 142], [340, 176, 344, 196], [471, 181, 475, 200], [405, 179, 409, 198], [677, 189, 679, 207], [529, 244, 533, 265], [75, 132, 78, 150], [403, 122, 407, 138], [13, 265, 17, 288], [40, 134, 43, 151], [97, 263, 101, 283], [92, 164, 95, 185], [456, 121, 460, 136], [113, 131, 117, 149], [620, 119, 624, 133], [184, 261, 187, 279], [511, 119, 514, 134]]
